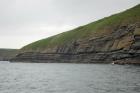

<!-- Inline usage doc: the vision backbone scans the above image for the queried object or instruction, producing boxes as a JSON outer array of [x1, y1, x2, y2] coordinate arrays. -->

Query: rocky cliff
[[11, 4, 140, 64]]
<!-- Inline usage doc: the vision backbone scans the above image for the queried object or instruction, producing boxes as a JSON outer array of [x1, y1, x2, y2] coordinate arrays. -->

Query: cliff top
[[22, 4, 140, 52]]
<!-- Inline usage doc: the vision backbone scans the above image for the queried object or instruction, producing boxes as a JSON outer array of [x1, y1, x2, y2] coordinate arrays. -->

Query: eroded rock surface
[[11, 23, 140, 64]]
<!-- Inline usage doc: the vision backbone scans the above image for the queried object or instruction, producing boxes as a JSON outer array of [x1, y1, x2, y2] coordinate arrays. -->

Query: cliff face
[[11, 23, 140, 63], [11, 5, 140, 64]]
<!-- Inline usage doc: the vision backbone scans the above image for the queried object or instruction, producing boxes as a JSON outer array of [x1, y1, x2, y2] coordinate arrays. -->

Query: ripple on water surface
[[0, 61, 140, 93]]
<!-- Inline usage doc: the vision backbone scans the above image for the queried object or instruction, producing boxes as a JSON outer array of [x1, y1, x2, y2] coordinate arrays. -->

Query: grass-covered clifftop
[[22, 4, 140, 52]]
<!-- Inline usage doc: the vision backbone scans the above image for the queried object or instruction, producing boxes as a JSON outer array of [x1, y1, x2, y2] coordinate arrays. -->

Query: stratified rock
[[11, 22, 140, 64], [10, 5, 140, 64]]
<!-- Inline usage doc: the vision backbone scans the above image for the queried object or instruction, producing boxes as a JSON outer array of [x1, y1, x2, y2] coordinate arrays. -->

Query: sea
[[0, 61, 140, 93]]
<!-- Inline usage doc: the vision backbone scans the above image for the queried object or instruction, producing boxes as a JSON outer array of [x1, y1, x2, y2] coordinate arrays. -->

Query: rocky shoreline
[[10, 50, 140, 64], [10, 18, 140, 64]]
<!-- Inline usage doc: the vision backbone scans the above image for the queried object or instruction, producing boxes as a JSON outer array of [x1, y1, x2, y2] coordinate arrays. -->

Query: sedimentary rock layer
[[11, 23, 140, 64]]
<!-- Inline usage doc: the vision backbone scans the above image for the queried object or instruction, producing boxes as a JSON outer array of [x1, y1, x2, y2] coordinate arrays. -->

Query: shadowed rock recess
[[11, 4, 140, 64]]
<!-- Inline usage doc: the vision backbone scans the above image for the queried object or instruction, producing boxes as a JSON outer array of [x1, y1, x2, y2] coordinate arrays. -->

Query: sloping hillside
[[22, 4, 140, 52], [11, 4, 140, 64]]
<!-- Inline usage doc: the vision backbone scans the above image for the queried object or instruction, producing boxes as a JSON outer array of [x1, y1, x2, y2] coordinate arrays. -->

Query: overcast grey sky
[[0, 0, 140, 49]]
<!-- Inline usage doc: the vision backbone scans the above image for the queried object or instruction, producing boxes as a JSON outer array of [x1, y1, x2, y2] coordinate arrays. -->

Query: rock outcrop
[[10, 5, 140, 64], [11, 23, 140, 64]]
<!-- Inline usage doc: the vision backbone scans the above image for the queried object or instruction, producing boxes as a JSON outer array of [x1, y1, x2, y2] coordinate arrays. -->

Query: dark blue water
[[0, 61, 140, 93]]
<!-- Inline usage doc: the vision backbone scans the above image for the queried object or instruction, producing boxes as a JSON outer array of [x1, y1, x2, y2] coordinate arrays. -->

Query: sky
[[0, 0, 140, 49]]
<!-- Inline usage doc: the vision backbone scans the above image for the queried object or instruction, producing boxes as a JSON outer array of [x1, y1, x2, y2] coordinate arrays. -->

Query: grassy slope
[[22, 4, 140, 51]]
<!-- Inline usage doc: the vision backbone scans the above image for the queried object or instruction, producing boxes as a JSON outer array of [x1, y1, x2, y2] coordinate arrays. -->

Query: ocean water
[[0, 61, 140, 93]]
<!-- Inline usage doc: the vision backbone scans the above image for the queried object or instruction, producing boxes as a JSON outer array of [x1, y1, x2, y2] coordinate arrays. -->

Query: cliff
[[0, 49, 18, 61], [11, 4, 140, 64]]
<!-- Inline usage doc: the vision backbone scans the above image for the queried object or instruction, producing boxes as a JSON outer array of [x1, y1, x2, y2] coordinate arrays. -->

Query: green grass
[[22, 4, 140, 51]]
